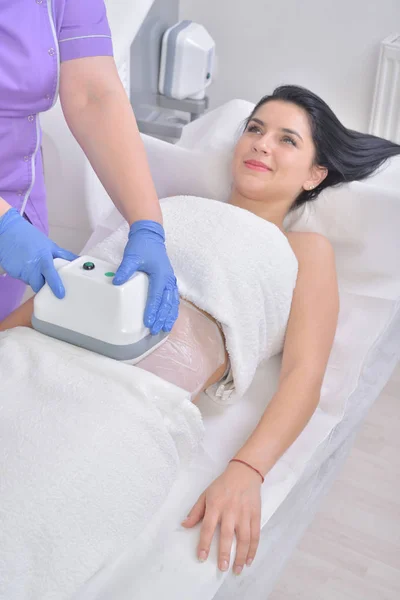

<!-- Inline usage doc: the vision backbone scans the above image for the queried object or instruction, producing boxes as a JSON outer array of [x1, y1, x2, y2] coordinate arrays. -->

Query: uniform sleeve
[[58, 0, 113, 62]]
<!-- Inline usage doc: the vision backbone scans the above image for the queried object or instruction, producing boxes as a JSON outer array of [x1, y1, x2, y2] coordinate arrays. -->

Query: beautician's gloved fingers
[[150, 286, 176, 335], [145, 269, 179, 328], [28, 268, 46, 294], [0, 208, 78, 297], [163, 288, 180, 333], [30, 247, 77, 297], [41, 257, 66, 299], [112, 219, 180, 331], [113, 255, 141, 286], [145, 276, 167, 332], [26, 257, 62, 297], [52, 243, 79, 263], [146, 274, 179, 331]]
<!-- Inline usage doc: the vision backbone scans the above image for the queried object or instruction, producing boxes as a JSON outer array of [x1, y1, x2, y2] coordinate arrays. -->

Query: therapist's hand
[[0, 208, 78, 297], [181, 461, 262, 575], [113, 220, 179, 335]]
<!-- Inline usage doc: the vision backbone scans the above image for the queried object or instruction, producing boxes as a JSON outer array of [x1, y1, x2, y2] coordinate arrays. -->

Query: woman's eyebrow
[[281, 127, 303, 142], [249, 117, 264, 126]]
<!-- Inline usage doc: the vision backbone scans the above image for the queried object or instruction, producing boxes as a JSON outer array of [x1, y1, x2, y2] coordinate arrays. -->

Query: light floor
[[270, 361, 400, 600]]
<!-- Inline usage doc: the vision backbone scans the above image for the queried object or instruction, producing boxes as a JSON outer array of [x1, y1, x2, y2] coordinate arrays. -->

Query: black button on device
[[83, 261, 95, 271]]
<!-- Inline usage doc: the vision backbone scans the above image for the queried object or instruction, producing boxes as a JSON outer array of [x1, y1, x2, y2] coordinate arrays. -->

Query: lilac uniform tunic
[[0, 0, 113, 320]]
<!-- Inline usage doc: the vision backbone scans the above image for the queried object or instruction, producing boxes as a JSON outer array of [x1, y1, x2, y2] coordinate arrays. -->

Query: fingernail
[[246, 558, 253, 567], [198, 550, 208, 562], [234, 565, 243, 575], [181, 516, 190, 525], [219, 560, 228, 571]]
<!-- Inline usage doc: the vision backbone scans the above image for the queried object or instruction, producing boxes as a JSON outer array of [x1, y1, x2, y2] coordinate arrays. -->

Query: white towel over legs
[[0, 327, 204, 600]]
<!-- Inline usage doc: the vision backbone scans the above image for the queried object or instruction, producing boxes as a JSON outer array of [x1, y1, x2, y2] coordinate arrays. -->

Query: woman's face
[[232, 100, 325, 208]]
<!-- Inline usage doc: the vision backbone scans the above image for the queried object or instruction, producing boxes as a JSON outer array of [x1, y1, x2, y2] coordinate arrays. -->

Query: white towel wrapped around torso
[[90, 197, 299, 403]]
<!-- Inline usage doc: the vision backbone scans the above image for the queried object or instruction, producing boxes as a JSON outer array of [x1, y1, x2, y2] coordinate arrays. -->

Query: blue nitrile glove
[[0, 208, 78, 298], [113, 220, 179, 335]]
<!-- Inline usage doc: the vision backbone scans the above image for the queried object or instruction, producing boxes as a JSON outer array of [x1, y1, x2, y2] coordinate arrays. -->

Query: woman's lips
[[244, 160, 272, 172]]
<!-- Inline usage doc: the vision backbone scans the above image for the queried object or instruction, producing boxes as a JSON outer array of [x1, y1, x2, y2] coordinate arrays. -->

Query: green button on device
[[83, 261, 95, 271], [105, 272, 115, 277]]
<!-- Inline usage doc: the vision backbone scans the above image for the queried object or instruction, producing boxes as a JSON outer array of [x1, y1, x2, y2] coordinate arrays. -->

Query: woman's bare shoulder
[[286, 231, 335, 263]]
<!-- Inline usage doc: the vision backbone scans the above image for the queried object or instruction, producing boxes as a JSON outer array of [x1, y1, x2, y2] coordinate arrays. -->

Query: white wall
[[179, 0, 400, 132]]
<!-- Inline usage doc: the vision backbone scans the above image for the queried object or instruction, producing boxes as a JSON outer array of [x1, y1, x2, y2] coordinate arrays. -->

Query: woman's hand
[[181, 461, 262, 575]]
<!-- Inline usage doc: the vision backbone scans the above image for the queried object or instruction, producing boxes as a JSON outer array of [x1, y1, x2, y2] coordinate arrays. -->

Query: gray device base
[[31, 316, 169, 362]]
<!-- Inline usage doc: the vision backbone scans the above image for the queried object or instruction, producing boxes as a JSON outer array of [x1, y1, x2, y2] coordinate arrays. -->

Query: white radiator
[[369, 33, 400, 143]]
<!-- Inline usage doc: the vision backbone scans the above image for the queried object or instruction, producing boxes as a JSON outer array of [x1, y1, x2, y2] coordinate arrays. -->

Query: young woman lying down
[[1, 85, 399, 577]]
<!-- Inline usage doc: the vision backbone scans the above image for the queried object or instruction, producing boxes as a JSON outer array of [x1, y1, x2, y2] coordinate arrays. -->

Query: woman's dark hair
[[244, 85, 400, 211]]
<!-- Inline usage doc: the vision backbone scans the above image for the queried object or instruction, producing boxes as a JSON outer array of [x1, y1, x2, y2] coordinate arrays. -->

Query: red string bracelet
[[229, 458, 265, 484]]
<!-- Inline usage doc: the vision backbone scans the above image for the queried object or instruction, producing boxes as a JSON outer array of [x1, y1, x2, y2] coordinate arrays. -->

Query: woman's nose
[[253, 135, 271, 154]]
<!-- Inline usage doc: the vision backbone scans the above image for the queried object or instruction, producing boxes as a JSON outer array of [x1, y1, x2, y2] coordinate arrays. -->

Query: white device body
[[32, 256, 169, 362], [159, 21, 215, 100]]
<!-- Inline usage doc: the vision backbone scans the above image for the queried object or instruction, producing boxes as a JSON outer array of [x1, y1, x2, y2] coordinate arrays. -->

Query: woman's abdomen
[[135, 300, 228, 400]]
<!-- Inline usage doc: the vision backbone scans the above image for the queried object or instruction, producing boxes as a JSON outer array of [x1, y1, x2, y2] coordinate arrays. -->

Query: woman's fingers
[[181, 493, 206, 528], [232, 514, 252, 575], [246, 510, 261, 567], [218, 513, 236, 572], [196, 502, 220, 564]]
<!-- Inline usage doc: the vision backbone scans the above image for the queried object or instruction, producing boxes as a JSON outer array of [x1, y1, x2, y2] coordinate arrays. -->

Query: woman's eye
[[282, 136, 296, 146], [247, 124, 261, 134]]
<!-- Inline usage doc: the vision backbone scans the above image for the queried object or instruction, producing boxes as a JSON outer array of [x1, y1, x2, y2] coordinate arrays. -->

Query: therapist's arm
[[59, 56, 162, 226], [231, 232, 339, 476]]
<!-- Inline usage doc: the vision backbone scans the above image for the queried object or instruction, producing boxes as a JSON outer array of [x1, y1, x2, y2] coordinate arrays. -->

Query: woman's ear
[[303, 165, 328, 191]]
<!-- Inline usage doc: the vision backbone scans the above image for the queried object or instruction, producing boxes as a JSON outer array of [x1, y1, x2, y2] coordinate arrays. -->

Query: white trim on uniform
[[46, 0, 61, 107], [20, 117, 42, 217], [59, 34, 112, 43], [19, 1, 61, 219]]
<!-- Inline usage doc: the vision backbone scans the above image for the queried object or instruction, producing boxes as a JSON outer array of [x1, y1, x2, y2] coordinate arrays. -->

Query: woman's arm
[[183, 232, 339, 574], [0, 298, 34, 332], [231, 231, 339, 476]]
